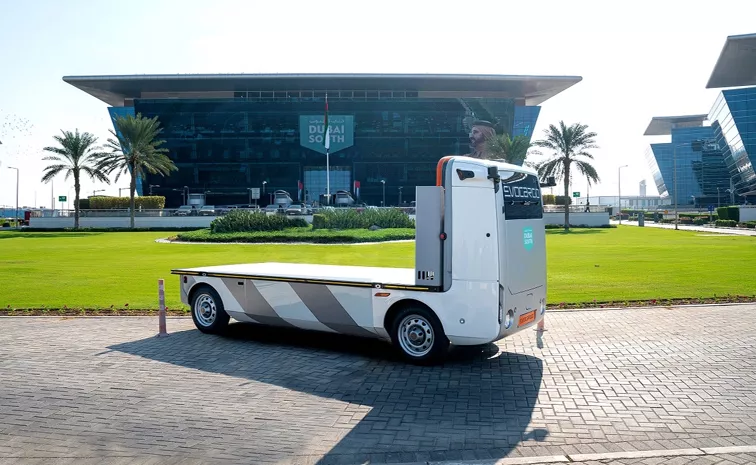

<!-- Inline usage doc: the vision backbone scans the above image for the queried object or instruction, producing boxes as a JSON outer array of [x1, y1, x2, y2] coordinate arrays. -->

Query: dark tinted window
[[501, 172, 543, 220]]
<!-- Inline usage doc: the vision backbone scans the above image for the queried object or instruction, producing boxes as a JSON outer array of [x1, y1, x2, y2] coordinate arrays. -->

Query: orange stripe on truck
[[436, 156, 454, 187]]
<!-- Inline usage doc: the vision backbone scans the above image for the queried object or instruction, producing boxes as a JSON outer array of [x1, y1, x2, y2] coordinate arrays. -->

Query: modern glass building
[[708, 87, 756, 203], [643, 115, 731, 207], [64, 74, 581, 207], [644, 33, 756, 207]]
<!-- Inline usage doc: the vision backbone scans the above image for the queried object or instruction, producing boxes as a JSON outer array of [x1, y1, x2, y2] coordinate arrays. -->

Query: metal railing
[[29, 205, 418, 218], [542, 205, 610, 213]]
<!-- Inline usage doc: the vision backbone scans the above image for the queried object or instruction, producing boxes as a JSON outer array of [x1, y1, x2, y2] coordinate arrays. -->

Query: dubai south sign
[[299, 115, 354, 154]]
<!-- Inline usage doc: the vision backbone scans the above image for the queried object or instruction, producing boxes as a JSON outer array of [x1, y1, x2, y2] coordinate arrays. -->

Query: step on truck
[[171, 155, 547, 364]]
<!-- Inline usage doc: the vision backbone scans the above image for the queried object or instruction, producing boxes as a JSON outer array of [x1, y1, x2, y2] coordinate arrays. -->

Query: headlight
[[503, 309, 514, 329]]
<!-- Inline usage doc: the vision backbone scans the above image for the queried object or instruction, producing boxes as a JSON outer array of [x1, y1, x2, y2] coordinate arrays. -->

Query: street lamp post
[[381, 180, 386, 207], [149, 184, 160, 195], [618, 165, 628, 225], [8, 166, 19, 228], [398, 186, 403, 206]]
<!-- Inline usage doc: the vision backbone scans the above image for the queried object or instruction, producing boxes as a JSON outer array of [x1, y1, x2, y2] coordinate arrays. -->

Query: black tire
[[190, 285, 230, 334], [390, 306, 449, 365]]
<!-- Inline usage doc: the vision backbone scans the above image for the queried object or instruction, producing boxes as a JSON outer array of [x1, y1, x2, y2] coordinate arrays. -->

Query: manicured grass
[[0, 227, 754, 310], [175, 227, 415, 243]]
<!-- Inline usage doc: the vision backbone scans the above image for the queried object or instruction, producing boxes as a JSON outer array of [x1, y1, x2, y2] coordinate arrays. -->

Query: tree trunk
[[74, 173, 81, 230], [563, 161, 571, 232], [130, 170, 136, 229]]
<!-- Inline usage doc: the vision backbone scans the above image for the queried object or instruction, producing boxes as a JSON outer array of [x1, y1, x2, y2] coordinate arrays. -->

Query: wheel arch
[[187, 281, 216, 307], [383, 298, 438, 333]]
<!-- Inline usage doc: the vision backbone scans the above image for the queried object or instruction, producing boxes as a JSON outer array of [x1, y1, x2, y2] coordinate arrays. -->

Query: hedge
[[312, 208, 415, 230], [176, 227, 416, 243], [89, 196, 166, 210], [716, 206, 740, 222], [210, 210, 307, 233], [716, 219, 737, 227], [542, 194, 556, 205]]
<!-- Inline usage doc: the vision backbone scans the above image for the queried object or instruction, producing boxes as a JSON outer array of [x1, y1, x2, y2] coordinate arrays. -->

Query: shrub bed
[[175, 227, 415, 243], [716, 219, 737, 227], [210, 210, 307, 233], [89, 195, 166, 210], [312, 208, 415, 230]]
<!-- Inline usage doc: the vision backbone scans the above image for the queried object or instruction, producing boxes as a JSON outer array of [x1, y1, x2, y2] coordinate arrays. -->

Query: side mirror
[[487, 166, 500, 193], [540, 176, 556, 187]]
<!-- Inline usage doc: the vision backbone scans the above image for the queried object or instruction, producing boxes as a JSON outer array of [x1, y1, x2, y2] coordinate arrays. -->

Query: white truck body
[[173, 156, 547, 363]]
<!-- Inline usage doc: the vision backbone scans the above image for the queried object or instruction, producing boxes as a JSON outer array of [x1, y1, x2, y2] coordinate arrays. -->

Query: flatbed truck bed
[[172, 262, 427, 291]]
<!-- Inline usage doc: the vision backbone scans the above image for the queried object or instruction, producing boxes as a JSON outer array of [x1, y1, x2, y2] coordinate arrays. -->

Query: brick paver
[[1, 304, 756, 464]]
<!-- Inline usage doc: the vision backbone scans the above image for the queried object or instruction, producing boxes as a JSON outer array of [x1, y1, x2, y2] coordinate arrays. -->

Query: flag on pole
[[324, 93, 330, 150]]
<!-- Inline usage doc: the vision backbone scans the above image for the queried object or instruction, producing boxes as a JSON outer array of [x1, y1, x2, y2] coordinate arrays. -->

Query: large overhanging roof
[[62, 73, 582, 107], [643, 115, 708, 136], [706, 33, 756, 88]]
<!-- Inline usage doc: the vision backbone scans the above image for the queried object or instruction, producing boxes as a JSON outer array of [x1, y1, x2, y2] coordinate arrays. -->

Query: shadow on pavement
[[109, 322, 545, 464]]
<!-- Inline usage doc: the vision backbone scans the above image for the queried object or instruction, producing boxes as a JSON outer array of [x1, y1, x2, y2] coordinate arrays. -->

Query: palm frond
[[573, 160, 601, 185], [96, 113, 176, 187]]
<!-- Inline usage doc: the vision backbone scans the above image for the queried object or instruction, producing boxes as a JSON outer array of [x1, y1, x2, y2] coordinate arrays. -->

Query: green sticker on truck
[[523, 227, 534, 251]]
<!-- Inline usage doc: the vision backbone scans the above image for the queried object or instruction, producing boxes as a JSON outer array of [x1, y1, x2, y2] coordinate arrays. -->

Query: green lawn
[[0, 227, 754, 310]]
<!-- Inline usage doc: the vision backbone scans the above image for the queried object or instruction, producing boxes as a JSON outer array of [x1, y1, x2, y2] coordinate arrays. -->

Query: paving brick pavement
[[1, 304, 756, 464]]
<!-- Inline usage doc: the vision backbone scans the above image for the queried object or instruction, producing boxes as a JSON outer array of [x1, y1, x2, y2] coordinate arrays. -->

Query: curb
[[155, 238, 415, 246], [392, 444, 756, 465]]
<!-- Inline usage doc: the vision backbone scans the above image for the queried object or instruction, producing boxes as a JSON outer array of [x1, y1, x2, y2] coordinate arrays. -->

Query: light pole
[[673, 144, 679, 230], [8, 166, 18, 228], [398, 186, 403, 206], [149, 184, 160, 195], [93, 189, 105, 197], [262, 181, 267, 205], [380, 180, 386, 207], [119, 187, 129, 197], [618, 165, 628, 225]]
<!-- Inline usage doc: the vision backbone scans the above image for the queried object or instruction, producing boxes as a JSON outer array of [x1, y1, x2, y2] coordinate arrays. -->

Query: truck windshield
[[501, 171, 543, 220]]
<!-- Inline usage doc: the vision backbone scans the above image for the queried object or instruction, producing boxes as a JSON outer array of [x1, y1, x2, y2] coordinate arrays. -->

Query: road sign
[[572, 192, 580, 198], [58, 196, 67, 202], [248, 188, 261, 200], [708, 205, 714, 212]]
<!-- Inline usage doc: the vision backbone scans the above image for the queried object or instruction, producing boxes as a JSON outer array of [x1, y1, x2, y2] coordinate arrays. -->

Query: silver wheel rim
[[398, 314, 434, 357], [194, 293, 217, 327]]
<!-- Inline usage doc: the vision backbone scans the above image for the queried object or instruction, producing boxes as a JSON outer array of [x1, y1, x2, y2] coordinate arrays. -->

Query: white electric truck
[[171, 156, 547, 364]]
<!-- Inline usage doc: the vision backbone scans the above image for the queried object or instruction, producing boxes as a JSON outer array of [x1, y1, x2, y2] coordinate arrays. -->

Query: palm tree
[[97, 113, 177, 228], [533, 121, 600, 231], [42, 130, 110, 229], [484, 133, 533, 166]]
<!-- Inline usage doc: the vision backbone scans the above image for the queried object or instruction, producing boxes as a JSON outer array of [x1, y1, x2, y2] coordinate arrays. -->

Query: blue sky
[[1, 0, 755, 208]]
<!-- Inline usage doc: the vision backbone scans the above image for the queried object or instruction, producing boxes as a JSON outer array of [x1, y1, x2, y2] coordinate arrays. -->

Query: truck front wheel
[[391, 306, 449, 364], [190, 285, 230, 334]]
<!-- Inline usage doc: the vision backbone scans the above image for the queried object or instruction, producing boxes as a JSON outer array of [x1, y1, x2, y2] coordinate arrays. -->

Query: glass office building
[[643, 115, 731, 207], [65, 74, 582, 207], [708, 87, 756, 202]]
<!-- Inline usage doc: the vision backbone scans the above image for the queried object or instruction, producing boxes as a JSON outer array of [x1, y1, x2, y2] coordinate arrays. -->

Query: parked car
[[198, 205, 216, 216], [286, 204, 306, 215], [173, 205, 195, 216]]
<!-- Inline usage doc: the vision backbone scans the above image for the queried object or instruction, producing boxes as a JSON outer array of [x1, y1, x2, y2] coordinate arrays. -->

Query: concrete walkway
[[612, 220, 756, 236]]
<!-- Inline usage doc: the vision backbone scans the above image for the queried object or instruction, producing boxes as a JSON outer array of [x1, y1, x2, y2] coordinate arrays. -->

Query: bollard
[[156, 278, 169, 337], [534, 315, 546, 332]]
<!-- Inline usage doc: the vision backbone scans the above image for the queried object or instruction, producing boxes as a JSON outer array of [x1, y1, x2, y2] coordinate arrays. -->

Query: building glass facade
[[645, 126, 730, 207], [708, 87, 756, 201], [131, 95, 532, 207]]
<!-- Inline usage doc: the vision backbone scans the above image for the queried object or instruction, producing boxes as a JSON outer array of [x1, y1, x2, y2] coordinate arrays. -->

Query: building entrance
[[304, 166, 351, 203]]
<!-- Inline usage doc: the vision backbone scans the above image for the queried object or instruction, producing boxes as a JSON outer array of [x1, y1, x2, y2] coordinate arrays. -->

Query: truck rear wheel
[[190, 285, 229, 334], [390, 306, 449, 364]]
